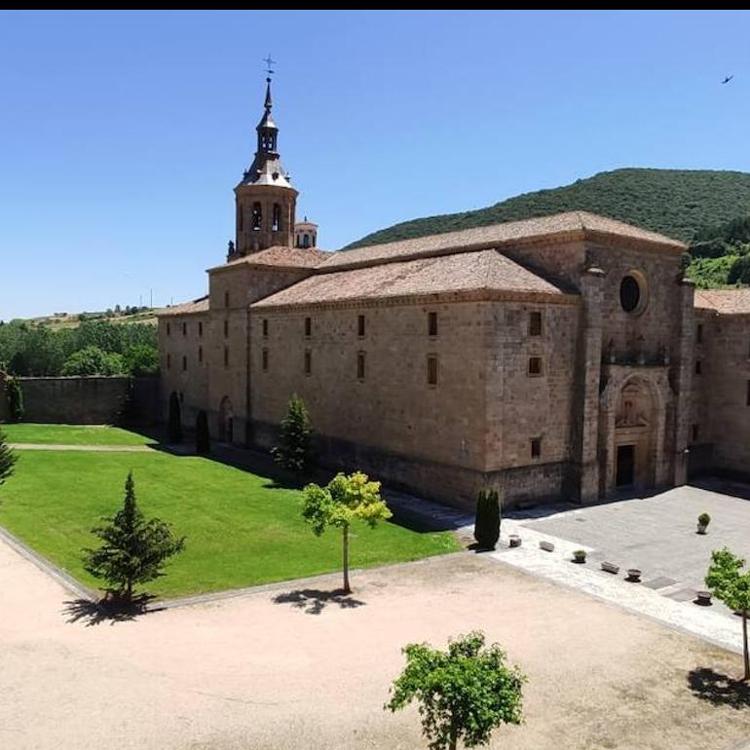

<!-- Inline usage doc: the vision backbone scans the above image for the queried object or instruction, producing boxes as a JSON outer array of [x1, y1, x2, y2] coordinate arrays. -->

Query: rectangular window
[[182, 355, 187, 371], [428, 311, 438, 337], [166, 323, 171, 337], [691, 424, 699, 443], [263, 318, 268, 338], [182, 322, 187, 336], [224, 291, 230, 308], [304, 316, 312, 338], [224, 346, 229, 368], [198, 321, 203, 337], [304, 349, 312, 375], [427, 355, 438, 386], [358, 314, 365, 338], [695, 360, 702, 375], [262, 348, 268, 371], [529, 311, 542, 337], [224, 320, 229, 338], [528, 356, 543, 376], [166, 353, 171, 370], [531, 437, 541, 459], [747, 380, 750, 407], [357, 351, 366, 380], [198, 346, 203, 363], [696, 323, 703, 344]]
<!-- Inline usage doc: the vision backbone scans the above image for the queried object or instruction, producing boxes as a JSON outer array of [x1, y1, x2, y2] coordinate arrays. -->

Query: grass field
[[0, 427, 459, 598], [0, 423, 155, 446]]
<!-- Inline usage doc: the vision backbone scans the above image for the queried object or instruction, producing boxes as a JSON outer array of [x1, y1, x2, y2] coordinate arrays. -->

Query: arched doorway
[[219, 396, 234, 443], [613, 378, 656, 490]]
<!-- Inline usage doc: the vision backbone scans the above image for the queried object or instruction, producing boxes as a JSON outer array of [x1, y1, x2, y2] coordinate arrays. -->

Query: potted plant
[[572, 549, 587, 564], [508, 534, 522, 548], [697, 513, 711, 535], [626, 568, 642, 583]]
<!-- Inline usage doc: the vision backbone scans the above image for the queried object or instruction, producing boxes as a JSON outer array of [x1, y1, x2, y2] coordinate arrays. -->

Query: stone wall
[[2, 376, 159, 426]]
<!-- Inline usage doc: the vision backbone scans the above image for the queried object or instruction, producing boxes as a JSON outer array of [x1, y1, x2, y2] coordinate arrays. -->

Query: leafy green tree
[[123, 344, 159, 376], [167, 392, 183, 443], [705, 547, 750, 680], [195, 410, 210, 455], [6, 377, 23, 422], [386, 631, 526, 750], [302, 471, 391, 593], [83, 472, 185, 602], [474, 489, 501, 550], [0, 428, 17, 496], [728, 254, 750, 285], [271, 394, 313, 474], [61, 346, 125, 376]]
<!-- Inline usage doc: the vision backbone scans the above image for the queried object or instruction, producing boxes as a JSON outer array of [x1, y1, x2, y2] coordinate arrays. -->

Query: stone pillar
[[576, 267, 605, 503], [672, 278, 695, 486]]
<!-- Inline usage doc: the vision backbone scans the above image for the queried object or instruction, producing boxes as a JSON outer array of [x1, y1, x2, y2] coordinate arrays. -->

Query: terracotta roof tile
[[695, 289, 750, 315], [157, 296, 209, 317], [211, 246, 329, 272], [253, 249, 574, 309], [320, 211, 685, 271]]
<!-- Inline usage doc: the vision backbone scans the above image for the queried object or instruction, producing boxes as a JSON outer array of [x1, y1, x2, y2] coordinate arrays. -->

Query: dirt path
[[1, 536, 749, 750]]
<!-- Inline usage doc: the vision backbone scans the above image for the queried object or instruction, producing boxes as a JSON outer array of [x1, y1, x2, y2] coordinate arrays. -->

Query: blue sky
[[2, 10, 749, 319]]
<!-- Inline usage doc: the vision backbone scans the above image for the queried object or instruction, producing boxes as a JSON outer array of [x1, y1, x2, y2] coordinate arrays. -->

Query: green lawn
[[0, 449, 459, 598], [0, 423, 155, 446]]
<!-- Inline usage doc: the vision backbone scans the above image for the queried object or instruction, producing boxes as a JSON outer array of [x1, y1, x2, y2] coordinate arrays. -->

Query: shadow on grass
[[63, 594, 161, 627], [688, 667, 750, 709], [272, 588, 366, 615]]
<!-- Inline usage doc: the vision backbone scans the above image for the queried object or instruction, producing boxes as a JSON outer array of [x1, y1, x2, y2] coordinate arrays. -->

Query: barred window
[[427, 355, 438, 386], [428, 311, 438, 337], [529, 311, 542, 336], [357, 351, 366, 380], [262, 348, 268, 371], [528, 357, 543, 376], [304, 349, 312, 375], [358, 314, 365, 338], [262, 319, 268, 338], [304, 317, 312, 338], [531, 437, 541, 459]]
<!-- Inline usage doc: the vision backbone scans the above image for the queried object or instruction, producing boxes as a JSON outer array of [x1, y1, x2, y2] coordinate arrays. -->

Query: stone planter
[[601, 561, 619, 575], [539, 540, 555, 552], [695, 590, 712, 606], [572, 550, 587, 564], [509, 534, 522, 548], [697, 523, 708, 535], [626, 568, 642, 583]]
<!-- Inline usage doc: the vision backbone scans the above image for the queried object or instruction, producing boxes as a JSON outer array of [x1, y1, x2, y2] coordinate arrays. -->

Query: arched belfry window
[[303, 233, 311, 248], [252, 202, 262, 230], [272, 203, 281, 232]]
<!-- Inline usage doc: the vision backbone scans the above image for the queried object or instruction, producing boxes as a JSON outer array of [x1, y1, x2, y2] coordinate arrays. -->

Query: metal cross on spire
[[262, 54, 276, 79]]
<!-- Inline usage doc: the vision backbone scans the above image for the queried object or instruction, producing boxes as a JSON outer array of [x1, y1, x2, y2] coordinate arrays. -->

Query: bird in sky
[[721, 74, 734, 84]]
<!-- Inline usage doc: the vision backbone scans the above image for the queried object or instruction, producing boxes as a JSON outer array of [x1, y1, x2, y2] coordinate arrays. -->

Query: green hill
[[348, 168, 750, 248]]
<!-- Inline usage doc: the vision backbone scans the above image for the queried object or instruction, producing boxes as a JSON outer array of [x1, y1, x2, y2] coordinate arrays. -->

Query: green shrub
[[271, 394, 313, 474], [7, 378, 23, 422], [474, 489, 501, 550], [698, 512, 711, 527]]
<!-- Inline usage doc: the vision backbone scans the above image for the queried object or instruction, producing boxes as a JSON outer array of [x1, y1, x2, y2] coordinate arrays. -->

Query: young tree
[[195, 410, 210, 455], [705, 547, 750, 680], [167, 391, 183, 443], [0, 428, 17, 496], [7, 377, 23, 422], [473, 489, 501, 550], [271, 394, 313, 474], [83, 472, 185, 603], [386, 631, 526, 750], [302, 471, 391, 593], [61, 345, 125, 376]]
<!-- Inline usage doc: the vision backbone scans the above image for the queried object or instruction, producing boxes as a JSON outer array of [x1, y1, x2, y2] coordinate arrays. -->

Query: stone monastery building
[[158, 79, 750, 509]]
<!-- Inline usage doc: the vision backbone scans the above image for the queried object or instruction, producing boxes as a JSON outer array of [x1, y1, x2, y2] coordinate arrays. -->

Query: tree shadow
[[688, 667, 750, 709], [271, 588, 366, 615], [63, 593, 160, 627]]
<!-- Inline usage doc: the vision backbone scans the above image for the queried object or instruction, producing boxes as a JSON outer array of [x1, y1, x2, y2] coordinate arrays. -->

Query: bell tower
[[230, 73, 298, 259]]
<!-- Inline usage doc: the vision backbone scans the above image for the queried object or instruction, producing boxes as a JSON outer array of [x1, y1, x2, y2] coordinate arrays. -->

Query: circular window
[[619, 274, 647, 314]]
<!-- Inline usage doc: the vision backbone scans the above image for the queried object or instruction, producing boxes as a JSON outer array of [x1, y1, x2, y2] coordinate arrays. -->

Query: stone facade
[[157, 80, 750, 509]]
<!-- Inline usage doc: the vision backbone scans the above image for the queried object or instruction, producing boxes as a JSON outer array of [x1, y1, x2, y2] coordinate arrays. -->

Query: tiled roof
[[319, 211, 686, 271], [157, 296, 209, 317], [211, 246, 329, 272], [253, 249, 574, 309], [695, 289, 750, 315]]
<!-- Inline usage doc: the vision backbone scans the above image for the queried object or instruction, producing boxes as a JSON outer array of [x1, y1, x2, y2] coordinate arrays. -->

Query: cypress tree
[[0, 427, 17, 495], [167, 392, 182, 443], [195, 410, 210, 455], [474, 489, 501, 550], [7, 378, 23, 423], [271, 394, 313, 474], [83, 472, 185, 602]]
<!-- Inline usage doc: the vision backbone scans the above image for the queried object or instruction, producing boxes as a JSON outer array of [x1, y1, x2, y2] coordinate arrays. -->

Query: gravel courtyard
[[2, 536, 750, 750]]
